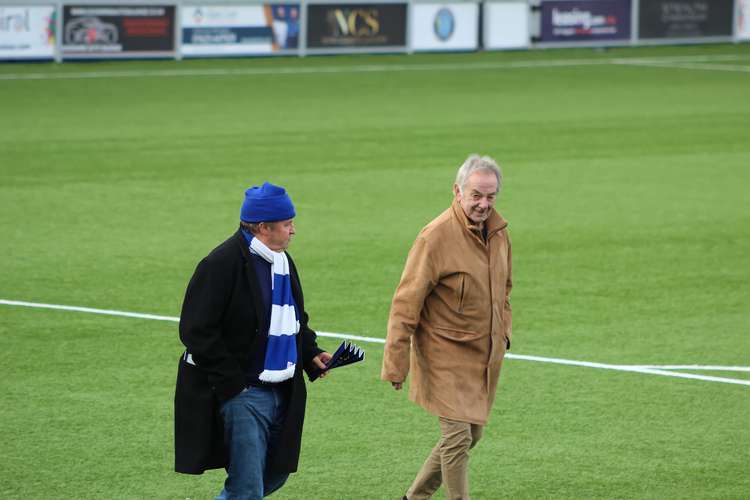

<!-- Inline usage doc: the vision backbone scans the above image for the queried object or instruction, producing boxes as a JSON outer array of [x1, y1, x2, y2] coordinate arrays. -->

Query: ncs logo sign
[[307, 3, 407, 48]]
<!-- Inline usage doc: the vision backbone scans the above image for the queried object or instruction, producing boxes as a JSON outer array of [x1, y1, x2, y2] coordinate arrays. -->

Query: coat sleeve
[[299, 309, 324, 372], [503, 236, 513, 349], [381, 234, 439, 383], [179, 256, 246, 404], [287, 256, 324, 371]]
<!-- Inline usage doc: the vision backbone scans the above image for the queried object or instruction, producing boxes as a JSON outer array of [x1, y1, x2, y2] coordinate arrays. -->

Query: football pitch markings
[[0, 54, 748, 81], [2, 298, 749, 387], [613, 59, 750, 73]]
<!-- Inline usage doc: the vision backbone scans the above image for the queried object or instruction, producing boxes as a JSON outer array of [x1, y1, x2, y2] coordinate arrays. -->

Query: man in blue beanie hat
[[175, 182, 331, 499]]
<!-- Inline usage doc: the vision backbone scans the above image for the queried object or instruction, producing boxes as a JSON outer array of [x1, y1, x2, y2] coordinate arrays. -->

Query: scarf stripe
[[262, 334, 298, 371], [270, 304, 299, 336], [272, 274, 297, 307], [247, 234, 299, 383]]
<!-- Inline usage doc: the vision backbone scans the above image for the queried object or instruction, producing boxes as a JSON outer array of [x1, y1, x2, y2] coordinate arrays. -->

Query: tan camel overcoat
[[382, 200, 512, 425]]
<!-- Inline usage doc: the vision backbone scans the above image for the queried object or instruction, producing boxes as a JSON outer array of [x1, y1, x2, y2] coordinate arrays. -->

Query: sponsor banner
[[638, 0, 733, 39], [736, 0, 750, 40], [483, 1, 530, 49], [307, 3, 407, 48], [540, 0, 631, 42], [410, 3, 478, 51], [0, 6, 56, 59], [62, 5, 175, 55], [181, 5, 300, 56]]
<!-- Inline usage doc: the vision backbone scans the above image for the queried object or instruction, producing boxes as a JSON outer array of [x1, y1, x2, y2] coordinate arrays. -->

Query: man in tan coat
[[382, 154, 512, 500]]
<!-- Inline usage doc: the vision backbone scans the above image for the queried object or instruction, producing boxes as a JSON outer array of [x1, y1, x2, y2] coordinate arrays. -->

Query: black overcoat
[[174, 229, 323, 475]]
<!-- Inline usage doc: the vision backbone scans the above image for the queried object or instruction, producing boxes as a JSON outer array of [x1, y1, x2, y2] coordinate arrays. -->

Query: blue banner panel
[[182, 27, 273, 45], [541, 0, 632, 43]]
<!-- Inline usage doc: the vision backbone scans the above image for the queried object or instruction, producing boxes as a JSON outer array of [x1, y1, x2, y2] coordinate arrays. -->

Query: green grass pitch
[[1, 43, 749, 499]]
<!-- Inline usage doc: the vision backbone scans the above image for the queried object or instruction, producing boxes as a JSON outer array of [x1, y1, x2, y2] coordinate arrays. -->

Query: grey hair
[[240, 220, 275, 234], [455, 154, 502, 194]]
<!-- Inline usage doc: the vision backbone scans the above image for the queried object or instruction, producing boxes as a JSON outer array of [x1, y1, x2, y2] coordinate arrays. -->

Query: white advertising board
[[738, 0, 750, 40], [0, 6, 56, 59], [483, 1, 530, 49], [181, 4, 300, 56], [410, 3, 479, 51]]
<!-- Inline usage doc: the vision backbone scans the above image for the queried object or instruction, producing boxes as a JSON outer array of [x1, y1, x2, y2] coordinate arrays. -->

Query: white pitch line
[[0, 299, 386, 344], [624, 365, 750, 372], [0, 54, 748, 82], [613, 60, 750, 74], [316, 331, 386, 344], [507, 354, 750, 387], [0, 299, 180, 322], [2, 298, 749, 387], [622, 63, 750, 73], [0, 59, 610, 81], [610, 54, 750, 64]]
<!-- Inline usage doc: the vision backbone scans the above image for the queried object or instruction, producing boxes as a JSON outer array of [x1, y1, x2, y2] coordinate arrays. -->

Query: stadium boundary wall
[[0, 0, 748, 62]]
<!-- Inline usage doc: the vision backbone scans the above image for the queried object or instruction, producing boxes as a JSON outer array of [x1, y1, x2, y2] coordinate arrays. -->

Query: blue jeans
[[216, 385, 290, 500]]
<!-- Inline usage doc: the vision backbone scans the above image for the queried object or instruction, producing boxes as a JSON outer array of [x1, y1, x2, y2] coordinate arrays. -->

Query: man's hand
[[312, 352, 332, 378], [391, 382, 403, 390]]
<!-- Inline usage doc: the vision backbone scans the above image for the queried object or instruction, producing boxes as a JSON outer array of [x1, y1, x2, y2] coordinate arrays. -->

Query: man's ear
[[453, 183, 461, 198]]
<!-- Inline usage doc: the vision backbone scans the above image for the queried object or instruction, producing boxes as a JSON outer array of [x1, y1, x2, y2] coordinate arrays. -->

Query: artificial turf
[[1, 43, 749, 498]]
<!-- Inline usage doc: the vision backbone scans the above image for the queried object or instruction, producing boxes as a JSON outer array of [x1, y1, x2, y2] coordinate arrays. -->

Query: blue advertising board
[[540, 0, 632, 43]]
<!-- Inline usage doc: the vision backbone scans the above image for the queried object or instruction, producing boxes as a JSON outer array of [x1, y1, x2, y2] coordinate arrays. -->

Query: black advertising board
[[307, 3, 407, 48], [62, 5, 175, 55], [638, 0, 733, 39]]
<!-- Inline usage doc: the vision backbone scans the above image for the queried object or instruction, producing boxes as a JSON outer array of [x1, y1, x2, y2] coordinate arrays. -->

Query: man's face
[[454, 171, 498, 225], [260, 219, 295, 251]]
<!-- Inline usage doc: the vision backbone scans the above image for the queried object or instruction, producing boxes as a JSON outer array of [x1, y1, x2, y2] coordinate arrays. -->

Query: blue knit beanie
[[240, 182, 296, 223]]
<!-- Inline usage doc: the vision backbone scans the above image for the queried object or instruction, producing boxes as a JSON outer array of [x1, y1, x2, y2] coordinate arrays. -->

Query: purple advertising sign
[[541, 0, 632, 42]]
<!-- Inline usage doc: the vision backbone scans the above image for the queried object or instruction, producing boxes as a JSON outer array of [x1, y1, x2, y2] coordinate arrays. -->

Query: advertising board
[[638, 0, 733, 39], [540, 0, 631, 43], [62, 5, 175, 56], [736, 0, 750, 40], [483, 1, 530, 49], [0, 6, 56, 59], [307, 3, 407, 49], [410, 3, 478, 51], [181, 4, 300, 56]]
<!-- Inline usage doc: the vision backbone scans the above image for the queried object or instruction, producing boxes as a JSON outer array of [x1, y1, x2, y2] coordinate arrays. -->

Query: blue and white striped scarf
[[248, 235, 300, 383]]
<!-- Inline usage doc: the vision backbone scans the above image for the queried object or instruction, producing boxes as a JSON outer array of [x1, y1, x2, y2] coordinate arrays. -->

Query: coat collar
[[232, 228, 268, 330], [450, 200, 507, 242], [233, 228, 253, 262]]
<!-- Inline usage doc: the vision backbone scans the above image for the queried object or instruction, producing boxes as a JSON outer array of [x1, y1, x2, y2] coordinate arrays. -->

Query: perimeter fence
[[1, 0, 748, 61]]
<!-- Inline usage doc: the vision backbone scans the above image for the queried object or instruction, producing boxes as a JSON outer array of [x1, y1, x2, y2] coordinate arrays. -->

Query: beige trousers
[[406, 417, 484, 500]]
